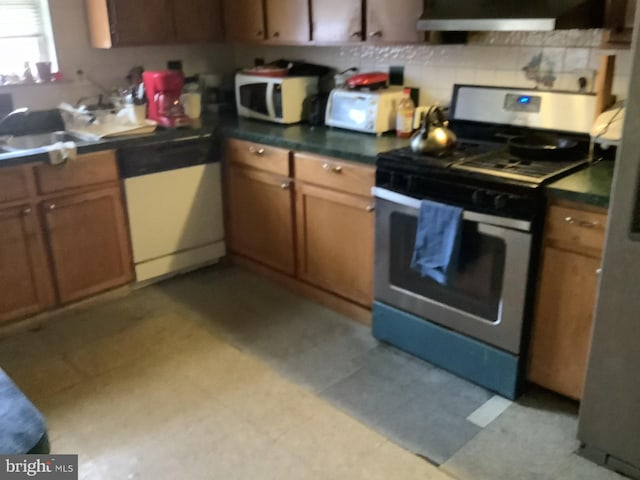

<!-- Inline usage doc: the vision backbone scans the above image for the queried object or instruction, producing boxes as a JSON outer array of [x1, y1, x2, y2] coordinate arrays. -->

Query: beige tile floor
[[0, 266, 624, 480], [0, 268, 454, 480]]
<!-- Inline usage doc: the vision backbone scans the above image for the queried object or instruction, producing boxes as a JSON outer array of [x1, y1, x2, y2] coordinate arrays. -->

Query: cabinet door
[[0, 206, 55, 324], [605, 0, 636, 44], [173, 0, 225, 43], [266, 0, 310, 43], [296, 183, 374, 307], [311, 0, 362, 42], [224, 0, 266, 41], [227, 165, 296, 274], [528, 247, 601, 399], [107, 0, 174, 46], [43, 188, 133, 304], [367, 0, 423, 43]]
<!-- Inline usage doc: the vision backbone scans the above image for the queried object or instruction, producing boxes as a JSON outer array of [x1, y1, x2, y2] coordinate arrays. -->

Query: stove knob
[[472, 190, 488, 206], [494, 194, 508, 210]]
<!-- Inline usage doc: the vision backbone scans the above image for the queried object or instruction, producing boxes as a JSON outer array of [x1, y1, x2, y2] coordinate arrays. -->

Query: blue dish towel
[[411, 200, 463, 285]]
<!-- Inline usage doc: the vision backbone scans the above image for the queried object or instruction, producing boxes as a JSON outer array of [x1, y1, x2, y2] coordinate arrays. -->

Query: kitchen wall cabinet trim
[[0, 204, 55, 325]]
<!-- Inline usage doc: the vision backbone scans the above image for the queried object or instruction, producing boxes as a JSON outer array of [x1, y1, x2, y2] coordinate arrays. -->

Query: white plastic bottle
[[396, 88, 415, 138]]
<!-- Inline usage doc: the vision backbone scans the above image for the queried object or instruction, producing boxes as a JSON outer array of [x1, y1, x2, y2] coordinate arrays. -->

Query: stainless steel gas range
[[372, 85, 597, 399]]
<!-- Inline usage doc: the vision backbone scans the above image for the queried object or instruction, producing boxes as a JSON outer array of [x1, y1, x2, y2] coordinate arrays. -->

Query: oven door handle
[[372, 187, 532, 233]]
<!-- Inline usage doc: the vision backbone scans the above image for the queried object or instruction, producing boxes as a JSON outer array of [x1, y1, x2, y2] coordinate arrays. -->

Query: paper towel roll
[[181, 93, 202, 120]]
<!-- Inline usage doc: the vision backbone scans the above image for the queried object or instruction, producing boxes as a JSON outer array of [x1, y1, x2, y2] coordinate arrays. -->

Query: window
[[0, 0, 57, 77]]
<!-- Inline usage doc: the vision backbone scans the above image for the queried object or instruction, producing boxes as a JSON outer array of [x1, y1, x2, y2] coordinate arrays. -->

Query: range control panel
[[504, 94, 542, 114]]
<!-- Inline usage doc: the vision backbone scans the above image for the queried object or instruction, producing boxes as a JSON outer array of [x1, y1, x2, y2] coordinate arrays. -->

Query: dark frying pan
[[508, 133, 580, 161]]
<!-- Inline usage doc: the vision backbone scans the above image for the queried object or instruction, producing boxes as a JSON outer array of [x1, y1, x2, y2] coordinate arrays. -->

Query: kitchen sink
[[0, 132, 88, 152]]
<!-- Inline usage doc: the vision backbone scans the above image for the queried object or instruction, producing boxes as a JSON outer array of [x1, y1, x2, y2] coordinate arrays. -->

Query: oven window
[[239, 83, 269, 116], [389, 212, 506, 322]]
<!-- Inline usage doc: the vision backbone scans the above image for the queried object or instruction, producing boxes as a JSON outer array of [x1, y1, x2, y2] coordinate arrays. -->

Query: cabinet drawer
[[294, 152, 375, 197], [225, 138, 290, 176], [546, 205, 608, 252], [0, 166, 31, 204], [34, 150, 119, 195]]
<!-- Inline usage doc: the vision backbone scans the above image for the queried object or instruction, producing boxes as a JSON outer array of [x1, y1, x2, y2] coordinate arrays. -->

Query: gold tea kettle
[[410, 106, 458, 155]]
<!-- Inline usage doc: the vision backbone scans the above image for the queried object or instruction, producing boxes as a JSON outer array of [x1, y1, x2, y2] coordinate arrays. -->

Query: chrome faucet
[[0, 107, 29, 134]]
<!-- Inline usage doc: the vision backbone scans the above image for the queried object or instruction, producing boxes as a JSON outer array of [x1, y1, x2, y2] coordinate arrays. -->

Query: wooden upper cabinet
[[42, 187, 133, 304], [224, 0, 266, 41], [0, 205, 55, 324], [366, 0, 424, 43], [173, 0, 225, 43], [604, 0, 636, 45], [87, 0, 174, 48], [266, 0, 310, 43], [311, 0, 363, 43]]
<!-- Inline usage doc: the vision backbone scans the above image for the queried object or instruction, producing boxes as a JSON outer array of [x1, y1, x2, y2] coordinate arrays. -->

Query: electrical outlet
[[567, 69, 597, 93]]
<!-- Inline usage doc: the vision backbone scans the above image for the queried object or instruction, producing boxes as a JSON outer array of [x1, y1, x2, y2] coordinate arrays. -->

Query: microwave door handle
[[267, 82, 276, 119]]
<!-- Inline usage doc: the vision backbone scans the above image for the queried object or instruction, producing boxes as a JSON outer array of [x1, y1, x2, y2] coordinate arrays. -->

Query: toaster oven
[[325, 87, 405, 135]]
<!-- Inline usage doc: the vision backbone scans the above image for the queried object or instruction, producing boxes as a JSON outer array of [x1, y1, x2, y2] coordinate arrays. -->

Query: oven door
[[373, 187, 532, 354]]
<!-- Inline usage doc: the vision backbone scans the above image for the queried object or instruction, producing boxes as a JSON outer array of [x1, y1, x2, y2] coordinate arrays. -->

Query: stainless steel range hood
[[417, 0, 605, 31]]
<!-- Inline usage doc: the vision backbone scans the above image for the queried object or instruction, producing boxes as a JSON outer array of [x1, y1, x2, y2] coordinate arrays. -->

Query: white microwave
[[235, 73, 318, 124], [325, 87, 405, 135]]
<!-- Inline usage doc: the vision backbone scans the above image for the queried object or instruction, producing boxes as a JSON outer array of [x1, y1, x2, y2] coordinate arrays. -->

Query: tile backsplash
[[233, 30, 631, 107]]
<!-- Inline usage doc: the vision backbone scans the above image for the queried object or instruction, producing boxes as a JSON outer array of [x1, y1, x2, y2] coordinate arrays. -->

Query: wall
[[0, 0, 234, 111], [234, 30, 632, 107]]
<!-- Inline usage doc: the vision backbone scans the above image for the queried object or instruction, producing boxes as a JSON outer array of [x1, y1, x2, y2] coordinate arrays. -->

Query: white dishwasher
[[119, 136, 225, 283]]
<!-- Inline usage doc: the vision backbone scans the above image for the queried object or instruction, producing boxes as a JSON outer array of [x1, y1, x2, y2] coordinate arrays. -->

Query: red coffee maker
[[143, 70, 191, 128]]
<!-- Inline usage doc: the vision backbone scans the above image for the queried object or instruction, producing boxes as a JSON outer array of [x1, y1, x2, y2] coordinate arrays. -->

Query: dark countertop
[[546, 160, 615, 209], [219, 117, 411, 165], [0, 115, 408, 168], [0, 119, 218, 168]]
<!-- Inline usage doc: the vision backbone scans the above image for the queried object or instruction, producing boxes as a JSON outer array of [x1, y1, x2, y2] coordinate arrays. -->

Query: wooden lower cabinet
[[0, 205, 55, 324], [42, 187, 133, 304], [296, 183, 375, 306], [528, 201, 607, 400], [528, 247, 601, 399], [227, 165, 296, 275]]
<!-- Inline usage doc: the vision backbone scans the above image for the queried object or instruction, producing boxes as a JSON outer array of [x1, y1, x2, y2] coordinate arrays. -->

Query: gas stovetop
[[382, 142, 590, 185]]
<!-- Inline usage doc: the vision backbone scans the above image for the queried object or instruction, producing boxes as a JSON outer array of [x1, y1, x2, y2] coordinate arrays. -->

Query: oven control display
[[504, 94, 542, 113]]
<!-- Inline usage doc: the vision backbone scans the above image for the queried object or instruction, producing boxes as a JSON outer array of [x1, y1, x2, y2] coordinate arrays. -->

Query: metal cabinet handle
[[596, 268, 603, 275], [48, 204, 56, 210], [351, 31, 362, 37], [281, 182, 291, 190], [273, 32, 280, 38], [366, 204, 376, 213], [257, 30, 263, 37], [323, 163, 343, 173], [564, 216, 600, 229], [249, 147, 265, 156], [22, 207, 32, 215], [369, 31, 383, 38]]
